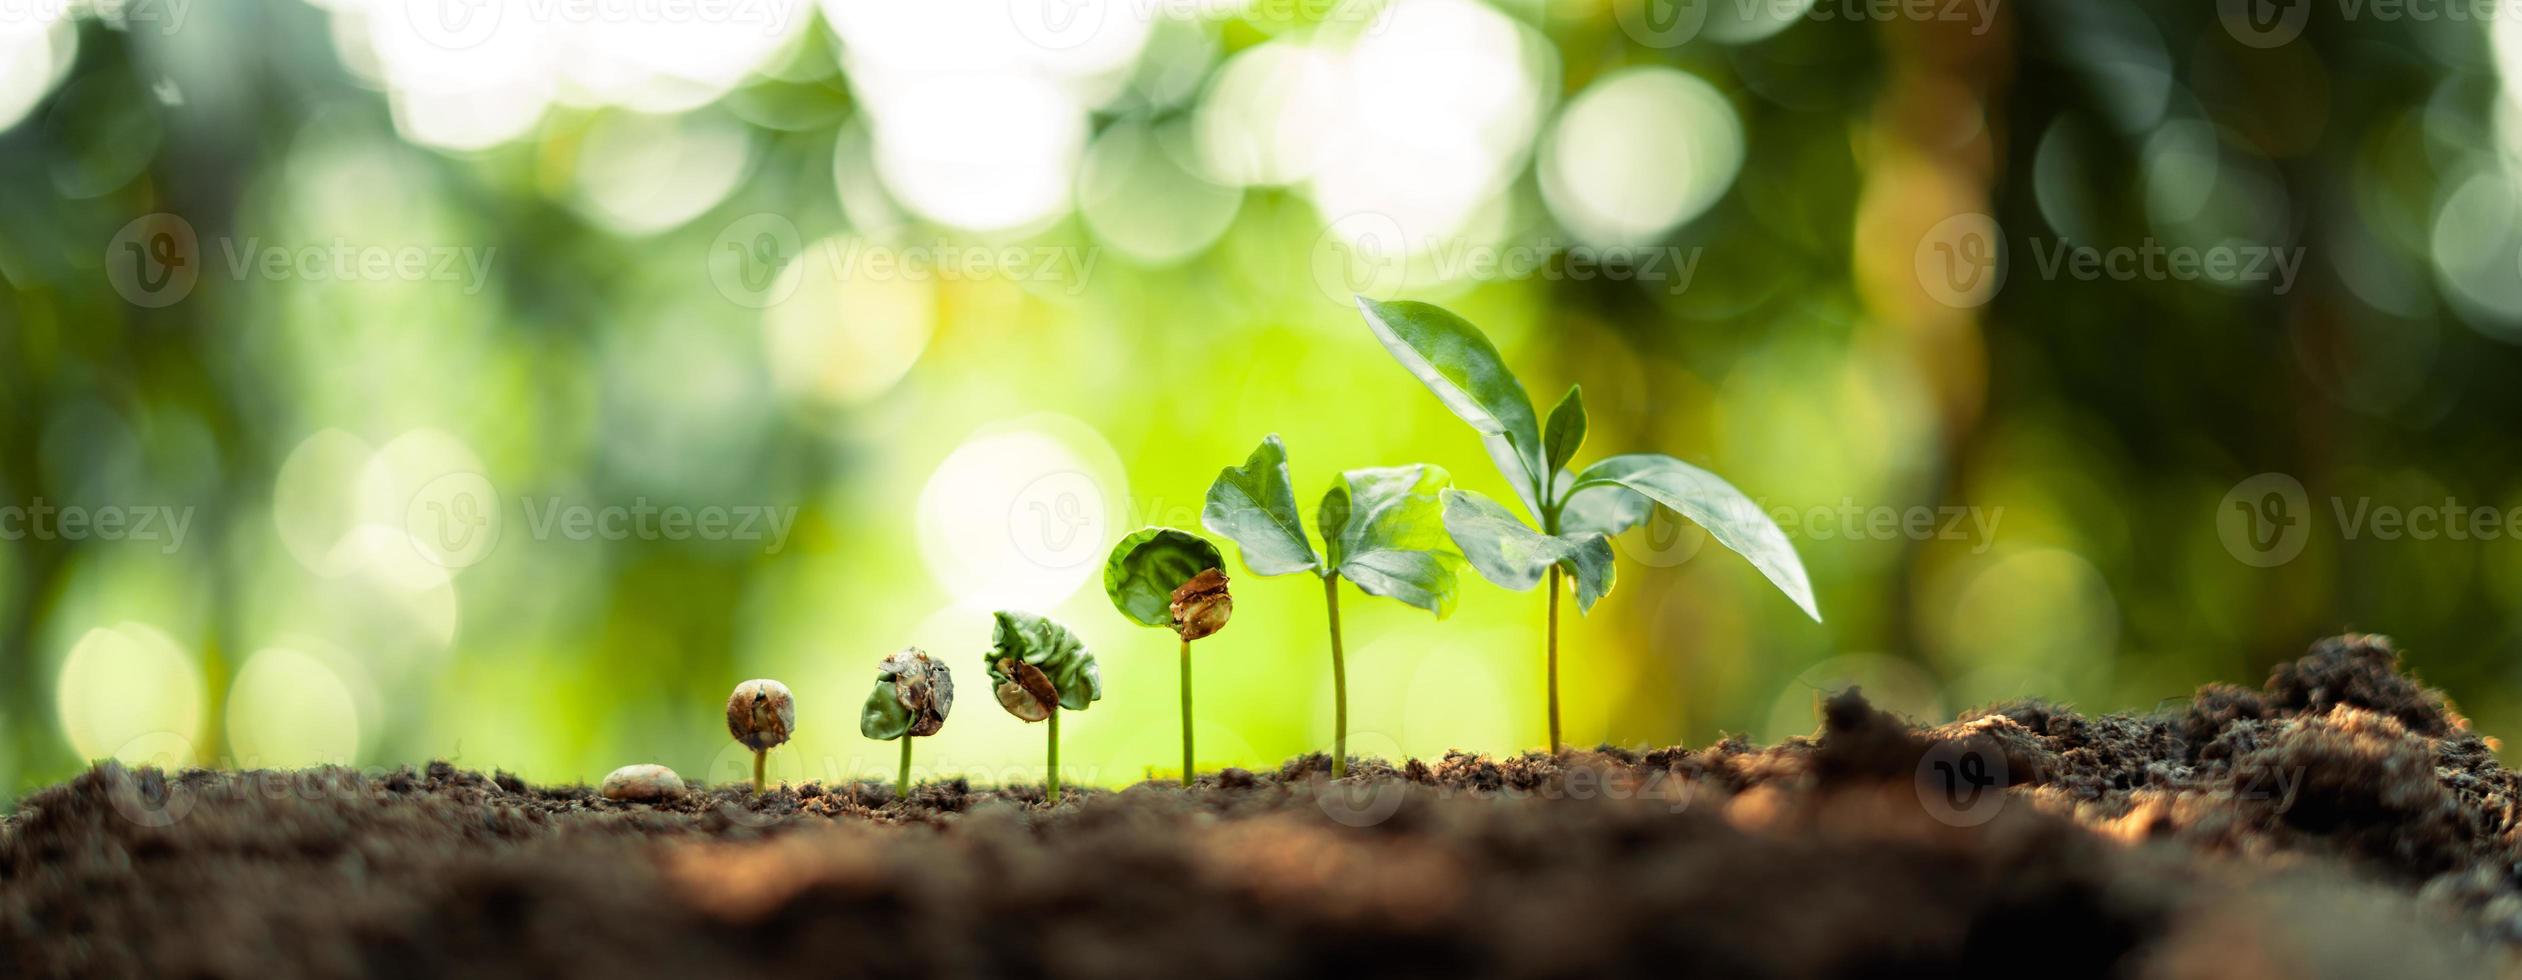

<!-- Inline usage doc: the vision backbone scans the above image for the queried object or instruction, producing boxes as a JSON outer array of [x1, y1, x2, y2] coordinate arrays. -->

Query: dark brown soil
[[6, 634, 2519, 978]]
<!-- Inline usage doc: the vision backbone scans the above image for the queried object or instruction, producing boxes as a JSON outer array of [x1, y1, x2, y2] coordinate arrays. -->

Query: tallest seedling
[[1354, 297, 1822, 753]]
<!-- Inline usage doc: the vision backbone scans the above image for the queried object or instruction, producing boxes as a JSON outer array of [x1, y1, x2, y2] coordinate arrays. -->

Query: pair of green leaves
[[985, 611, 1100, 722], [1200, 435, 1462, 615], [1354, 297, 1820, 621]]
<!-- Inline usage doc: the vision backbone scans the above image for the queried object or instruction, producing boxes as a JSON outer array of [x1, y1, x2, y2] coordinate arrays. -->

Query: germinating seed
[[600, 764, 685, 802], [726, 678, 795, 750]]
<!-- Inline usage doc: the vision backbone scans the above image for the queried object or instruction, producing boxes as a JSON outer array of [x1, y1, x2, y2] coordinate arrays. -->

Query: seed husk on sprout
[[725, 678, 794, 792]]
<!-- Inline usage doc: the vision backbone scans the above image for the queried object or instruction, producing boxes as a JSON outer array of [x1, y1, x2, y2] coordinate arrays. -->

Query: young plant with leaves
[[1201, 434, 1462, 778], [1354, 297, 1821, 753], [984, 611, 1101, 802], [861, 648, 953, 797], [1103, 527, 1232, 787]]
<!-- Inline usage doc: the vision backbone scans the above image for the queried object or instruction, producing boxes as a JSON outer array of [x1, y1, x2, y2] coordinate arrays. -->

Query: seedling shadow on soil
[[5, 635, 2518, 978]]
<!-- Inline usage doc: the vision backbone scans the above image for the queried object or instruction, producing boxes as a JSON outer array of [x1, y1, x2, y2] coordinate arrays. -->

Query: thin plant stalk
[[751, 749, 766, 793], [896, 736, 913, 798], [1179, 638, 1195, 787], [1546, 565, 1563, 754], [1046, 710, 1062, 803], [1323, 574, 1348, 779]]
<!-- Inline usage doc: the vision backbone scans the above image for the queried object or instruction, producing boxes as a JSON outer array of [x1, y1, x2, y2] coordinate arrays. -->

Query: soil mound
[[4, 635, 2516, 978]]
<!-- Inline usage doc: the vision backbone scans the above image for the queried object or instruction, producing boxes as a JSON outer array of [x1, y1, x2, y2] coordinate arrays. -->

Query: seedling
[[985, 611, 1100, 803], [1201, 434, 1462, 778], [1354, 297, 1821, 753], [1103, 527, 1233, 787], [725, 678, 795, 792], [861, 648, 953, 798]]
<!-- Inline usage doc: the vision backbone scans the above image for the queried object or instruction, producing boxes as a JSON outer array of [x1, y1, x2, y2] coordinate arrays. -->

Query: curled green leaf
[[1568, 454, 1820, 622], [860, 648, 953, 741], [1355, 297, 1550, 520], [1104, 527, 1227, 630], [986, 610, 1101, 722], [1201, 435, 1321, 577]]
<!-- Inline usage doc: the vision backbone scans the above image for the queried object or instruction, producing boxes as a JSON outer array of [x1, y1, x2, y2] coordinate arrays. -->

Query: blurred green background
[[5, 0, 2522, 799]]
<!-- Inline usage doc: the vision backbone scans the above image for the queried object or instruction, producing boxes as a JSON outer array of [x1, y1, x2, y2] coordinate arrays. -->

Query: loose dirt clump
[[4, 634, 2518, 978]]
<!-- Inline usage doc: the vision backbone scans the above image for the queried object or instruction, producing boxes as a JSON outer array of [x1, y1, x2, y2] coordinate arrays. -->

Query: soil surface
[[6, 634, 2520, 978]]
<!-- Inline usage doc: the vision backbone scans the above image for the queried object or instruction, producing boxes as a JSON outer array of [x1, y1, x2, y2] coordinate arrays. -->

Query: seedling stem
[[1047, 709, 1063, 802], [1324, 573, 1348, 779], [1179, 638, 1195, 787], [897, 736, 913, 798], [751, 749, 766, 793], [1546, 565, 1563, 754]]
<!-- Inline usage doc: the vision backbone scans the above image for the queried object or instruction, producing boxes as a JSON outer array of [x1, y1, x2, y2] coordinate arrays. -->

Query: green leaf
[[1201, 435, 1321, 577], [1439, 488, 1615, 613], [1103, 527, 1225, 629], [1542, 385, 1586, 478], [1321, 464, 1461, 616], [1569, 454, 1821, 622], [1354, 297, 1549, 520], [1555, 478, 1651, 540], [988, 611, 1102, 711]]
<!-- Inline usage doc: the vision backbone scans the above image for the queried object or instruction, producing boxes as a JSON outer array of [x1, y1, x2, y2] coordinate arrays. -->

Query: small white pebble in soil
[[601, 764, 686, 802]]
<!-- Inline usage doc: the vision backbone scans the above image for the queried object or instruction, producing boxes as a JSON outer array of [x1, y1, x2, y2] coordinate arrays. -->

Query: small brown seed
[[727, 678, 795, 750], [882, 648, 954, 737], [995, 659, 1057, 722], [1169, 567, 1232, 641], [600, 764, 686, 802]]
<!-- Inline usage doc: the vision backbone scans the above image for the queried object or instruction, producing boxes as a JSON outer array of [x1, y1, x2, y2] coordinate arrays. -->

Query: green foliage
[[1103, 527, 1226, 629], [1439, 488, 1614, 612], [1200, 435, 1321, 576], [1355, 297, 1551, 519], [1353, 296, 1819, 622], [1202, 435, 1462, 615], [986, 611, 1101, 718]]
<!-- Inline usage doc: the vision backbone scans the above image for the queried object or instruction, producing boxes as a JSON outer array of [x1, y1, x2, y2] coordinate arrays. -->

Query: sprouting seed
[[862, 648, 953, 799], [726, 678, 794, 792], [600, 764, 686, 803]]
